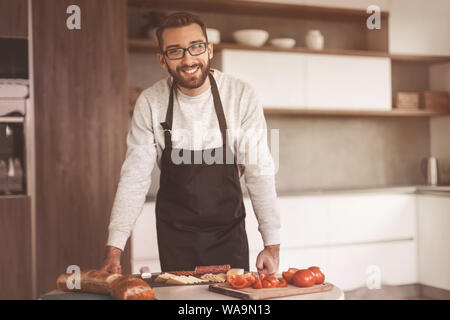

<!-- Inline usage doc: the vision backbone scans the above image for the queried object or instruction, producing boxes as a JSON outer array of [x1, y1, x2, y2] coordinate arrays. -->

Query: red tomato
[[308, 266, 325, 284], [243, 272, 257, 285], [282, 267, 300, 284], [282, 271, 294, 284], [262, 279, 275, 288], [292, 269, 316, 287], [228, 276, 249, 289], [277, 278, 288, 287], [264, 276, 279, 285], [253, 277, 263, 289]]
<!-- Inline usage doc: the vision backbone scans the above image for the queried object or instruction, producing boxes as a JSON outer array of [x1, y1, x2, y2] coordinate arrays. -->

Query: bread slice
[[155, 273, 178, 282], [200, 273, 227, 283], [166, 275, 189, 285], [187, 276, 208, 284], [226, 268, 244, 276]]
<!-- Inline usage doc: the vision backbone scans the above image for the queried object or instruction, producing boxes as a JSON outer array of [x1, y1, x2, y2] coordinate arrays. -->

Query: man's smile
[[180, 65, 200, 76]]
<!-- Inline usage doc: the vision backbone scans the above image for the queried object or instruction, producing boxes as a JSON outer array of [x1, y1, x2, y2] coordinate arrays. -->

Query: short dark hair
[[156, 12, 208, 53]]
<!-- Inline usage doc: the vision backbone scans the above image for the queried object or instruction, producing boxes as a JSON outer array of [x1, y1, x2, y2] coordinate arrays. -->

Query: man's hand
[[255, 244, 280, 276], [100, 246, 123, 274]]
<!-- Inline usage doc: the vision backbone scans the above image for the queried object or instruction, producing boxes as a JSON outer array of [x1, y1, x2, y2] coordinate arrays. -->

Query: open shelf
[[390, 54, 450, 64], [127, 0, 389, 21], [128, 38, 390, 58], [129, 39, 450, 64]]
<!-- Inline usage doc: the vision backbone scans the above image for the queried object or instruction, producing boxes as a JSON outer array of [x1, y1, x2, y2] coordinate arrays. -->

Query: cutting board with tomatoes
[[208, 282, 334, 300]]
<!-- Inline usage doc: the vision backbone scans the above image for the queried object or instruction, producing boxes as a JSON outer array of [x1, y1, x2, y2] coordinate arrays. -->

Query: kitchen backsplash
[[266, 115, 430, 191]]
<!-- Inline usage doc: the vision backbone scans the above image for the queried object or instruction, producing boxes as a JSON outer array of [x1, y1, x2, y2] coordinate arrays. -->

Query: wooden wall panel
[[32, 0, 130, 296], [0, 196, 32, 299], [0, 0, 28, 38]]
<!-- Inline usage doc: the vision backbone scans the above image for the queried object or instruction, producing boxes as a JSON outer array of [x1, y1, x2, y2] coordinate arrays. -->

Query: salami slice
[[194, 264, 231, 275]]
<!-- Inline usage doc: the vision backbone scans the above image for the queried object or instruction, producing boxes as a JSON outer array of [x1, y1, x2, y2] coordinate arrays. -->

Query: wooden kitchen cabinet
[[32, 0, 131, 297], [0, 0, 28, 38], [128, 0, 450, 117], [0, 196, 32, 299]]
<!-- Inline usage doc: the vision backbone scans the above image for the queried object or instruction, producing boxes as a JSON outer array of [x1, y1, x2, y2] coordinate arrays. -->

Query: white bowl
[[232, 29, 269, 47], [269, 38, 296, 49], [206, 28, 221, 44]]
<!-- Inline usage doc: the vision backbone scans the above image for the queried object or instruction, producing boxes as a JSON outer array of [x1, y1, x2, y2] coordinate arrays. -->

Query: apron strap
[[209, 72, 228, 149], [160, 78, 176, 150]]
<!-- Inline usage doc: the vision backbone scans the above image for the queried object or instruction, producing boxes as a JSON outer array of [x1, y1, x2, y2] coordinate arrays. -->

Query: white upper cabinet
[[220, 49, 307, 109], [304, 54, 392, 110], [219, 50, 391, 111]]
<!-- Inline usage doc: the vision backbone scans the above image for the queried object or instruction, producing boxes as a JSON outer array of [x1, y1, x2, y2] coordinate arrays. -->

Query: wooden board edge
[[208, 284, 252, 300], [209, 282, 334, 300]]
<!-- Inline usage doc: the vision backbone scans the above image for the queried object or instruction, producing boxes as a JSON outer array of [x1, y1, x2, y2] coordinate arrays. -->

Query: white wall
[[388, 0, 450, 55]]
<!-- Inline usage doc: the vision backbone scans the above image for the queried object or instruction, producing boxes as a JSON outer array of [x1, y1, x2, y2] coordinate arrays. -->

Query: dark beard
[[167, 58, 211, 89]]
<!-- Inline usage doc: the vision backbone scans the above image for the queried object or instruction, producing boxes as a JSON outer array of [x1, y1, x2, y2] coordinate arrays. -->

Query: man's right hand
[[100, 246, 123, 274]]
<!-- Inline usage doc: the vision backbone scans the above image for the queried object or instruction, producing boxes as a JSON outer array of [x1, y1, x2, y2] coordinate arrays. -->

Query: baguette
[[56, 269, 123, 295], [109, 275, 155, 300]]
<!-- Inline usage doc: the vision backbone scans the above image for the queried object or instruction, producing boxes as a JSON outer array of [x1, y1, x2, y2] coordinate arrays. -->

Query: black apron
[[155, 71, 249, 272]]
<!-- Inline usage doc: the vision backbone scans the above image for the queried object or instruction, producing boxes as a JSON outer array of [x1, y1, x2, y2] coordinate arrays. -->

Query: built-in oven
[[0, 88, 28, 195]]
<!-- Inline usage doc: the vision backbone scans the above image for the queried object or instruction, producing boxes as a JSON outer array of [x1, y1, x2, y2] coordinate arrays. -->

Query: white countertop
[[146, 185, 450, 202], [272, 185, 450, 197]]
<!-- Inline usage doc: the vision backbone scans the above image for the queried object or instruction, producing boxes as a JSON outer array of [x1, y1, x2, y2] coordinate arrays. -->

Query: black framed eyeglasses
[[163, 42, 208, 60]]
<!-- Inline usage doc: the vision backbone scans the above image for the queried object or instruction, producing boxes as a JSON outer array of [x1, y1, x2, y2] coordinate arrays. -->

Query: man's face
[[158, 23, 213, 89]]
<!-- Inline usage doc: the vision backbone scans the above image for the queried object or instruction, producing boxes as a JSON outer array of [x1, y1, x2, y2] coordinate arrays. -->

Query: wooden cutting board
[[209, 282, 334, 300]]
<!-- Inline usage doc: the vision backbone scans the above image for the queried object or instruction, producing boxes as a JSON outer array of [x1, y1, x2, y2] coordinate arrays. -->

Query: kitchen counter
[[40, 281, 344, 300], [274, 185, 450, 197], [145, 185, 450, 202]]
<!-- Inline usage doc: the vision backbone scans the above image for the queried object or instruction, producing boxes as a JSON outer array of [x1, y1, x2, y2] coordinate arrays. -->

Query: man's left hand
[[256, 244, 280, 276]]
